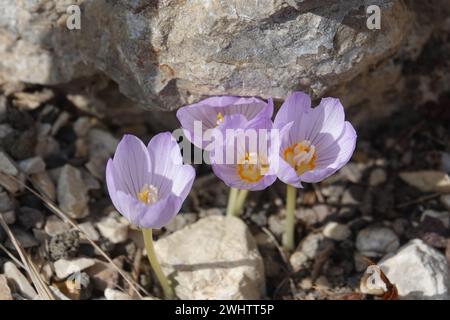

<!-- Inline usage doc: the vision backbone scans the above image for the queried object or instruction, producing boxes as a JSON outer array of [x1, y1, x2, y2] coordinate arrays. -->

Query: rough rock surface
[[380, 239, 450, 299], [1, 1, 450, 117], [154, 215, 265, 300], [57, 164, 89, 219]]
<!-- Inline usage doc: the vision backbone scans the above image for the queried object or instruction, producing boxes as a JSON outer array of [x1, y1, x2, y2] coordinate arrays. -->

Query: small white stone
[[0, 275, 13, 300], [323, 222, 351, 241], [78, 221, 100, 241], [104, 288, 133, 300], [96, 214, 129, 244], [57, 165, 89, 219], [44, 215, 71, 236], [379, 239, 450, 299], [3, 262, 38, 299], [54, 258, 96, 279]]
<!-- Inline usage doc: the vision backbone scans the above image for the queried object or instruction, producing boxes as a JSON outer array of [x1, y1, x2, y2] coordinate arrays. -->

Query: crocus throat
[[237, 152, 269, 183], [137, 184, 159, 205], [284, 140, 317, 176], [215, 112, 224, 127]]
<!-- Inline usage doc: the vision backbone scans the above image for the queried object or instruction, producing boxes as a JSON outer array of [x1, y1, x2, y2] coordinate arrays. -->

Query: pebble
[[1, 210, 16, 225], [57, 165, 89, 219], [289, 251, 309, 272], [399, 170, 450, 193], [104, 288, 133, 300], [323, 222, 351, 241], [3, 261, 38, 299], [356, 227, 400, 257], [267, 214, 285, 236], [0, 151, 18, 176], [44, 215, 71, 236], [0, 274, 13, 300], [5, 228, 39, 249], [379, 239, 450, 299], [96, 213, 129, 244], [73, 117, 93, 137], [54, 257, 96, 279], [30, 171, 56, 201], [0, 191, 14, 212], [78, 222, 100, 241], [369, 168, 387, 186], [439, 194, 450, 211], [420, 210, 449, 229], [86, 260, 120, 291], [17, 207, 45, 230], [18, 157, 46, 174], [155, 216, 265, 299]]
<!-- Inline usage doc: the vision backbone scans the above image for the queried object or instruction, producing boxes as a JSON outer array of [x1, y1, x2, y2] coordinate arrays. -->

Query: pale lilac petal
[[116, 192, 182, 229], [276, 157, 304, 188], [308, 98, 346, 150], [274, 91, 311, 129], [106, 159, 126, 217], [171, 164, 196, 200], [147, 132, 182, 177], [176, 96, 272, 149], [211, 163, 277, 191], [111, 134, 151, 195], [301, 122, 357, 183]]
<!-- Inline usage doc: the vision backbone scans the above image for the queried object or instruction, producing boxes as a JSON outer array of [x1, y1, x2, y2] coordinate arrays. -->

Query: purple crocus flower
[[176, 96, 273, 149], [209, 115, 280, 191], [274, 92, 357, 188], [106, 133, 195, 228]]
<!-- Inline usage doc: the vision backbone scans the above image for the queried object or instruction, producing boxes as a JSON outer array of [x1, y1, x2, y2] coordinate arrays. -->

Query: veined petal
[[274, 91, 311, 129], [147, 132, 183, 175], [116, 192, 182, 229], [171, 164, 196, 200], [301, 122, 357, 183], [276, 156, 304, 188], [111, 134, 151, 195]]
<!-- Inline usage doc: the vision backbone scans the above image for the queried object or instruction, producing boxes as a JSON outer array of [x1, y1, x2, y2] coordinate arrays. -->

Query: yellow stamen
[[237, 152, 269, 183], [215, 112, 224, 127], [137, 184, 158, 205], [283, 140, 317, 176]]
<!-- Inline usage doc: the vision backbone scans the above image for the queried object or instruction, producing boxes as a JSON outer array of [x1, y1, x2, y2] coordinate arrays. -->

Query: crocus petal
[[176, 96, 273, 149], [116, 191, 182, 229], [106, 159, 126, 218], [307, 98, 346, 150], [274, 91, 311, 129], [276, 156, 304, 188], [211, 163, 277, 191], [300, 122, 357, 183], [111, 134, 151, 195], [171, 164, 196, 200]]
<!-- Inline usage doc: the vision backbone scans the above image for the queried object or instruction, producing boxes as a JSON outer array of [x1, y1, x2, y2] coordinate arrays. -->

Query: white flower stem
[[283, 184, 297, 251], [226, 187, 239, 216], [142, 228, 174, 299], [233, 189, 249, 217]]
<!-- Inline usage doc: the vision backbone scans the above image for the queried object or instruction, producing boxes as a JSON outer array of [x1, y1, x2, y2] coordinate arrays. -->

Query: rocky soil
[[0, 82, 449, 300]]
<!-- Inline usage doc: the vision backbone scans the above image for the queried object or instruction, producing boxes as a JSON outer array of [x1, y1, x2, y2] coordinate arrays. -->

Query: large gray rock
[[380, 239, 450, 299], [154, 215, 265, 300], [1, 0, 450, 117]]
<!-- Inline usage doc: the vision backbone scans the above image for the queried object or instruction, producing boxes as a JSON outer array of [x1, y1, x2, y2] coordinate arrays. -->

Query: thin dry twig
[[5, 172, 148, 298], [0, 215, 55, 300], [396, 193, 441, 208]]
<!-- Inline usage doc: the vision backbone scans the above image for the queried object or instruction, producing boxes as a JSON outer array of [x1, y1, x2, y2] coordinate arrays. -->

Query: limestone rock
[[96, 213, 129, 244], [2, 1, 450, 116], [323, 222, 351, 241], [379, 239, 450, 299], [155, 216, 265, 300]]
